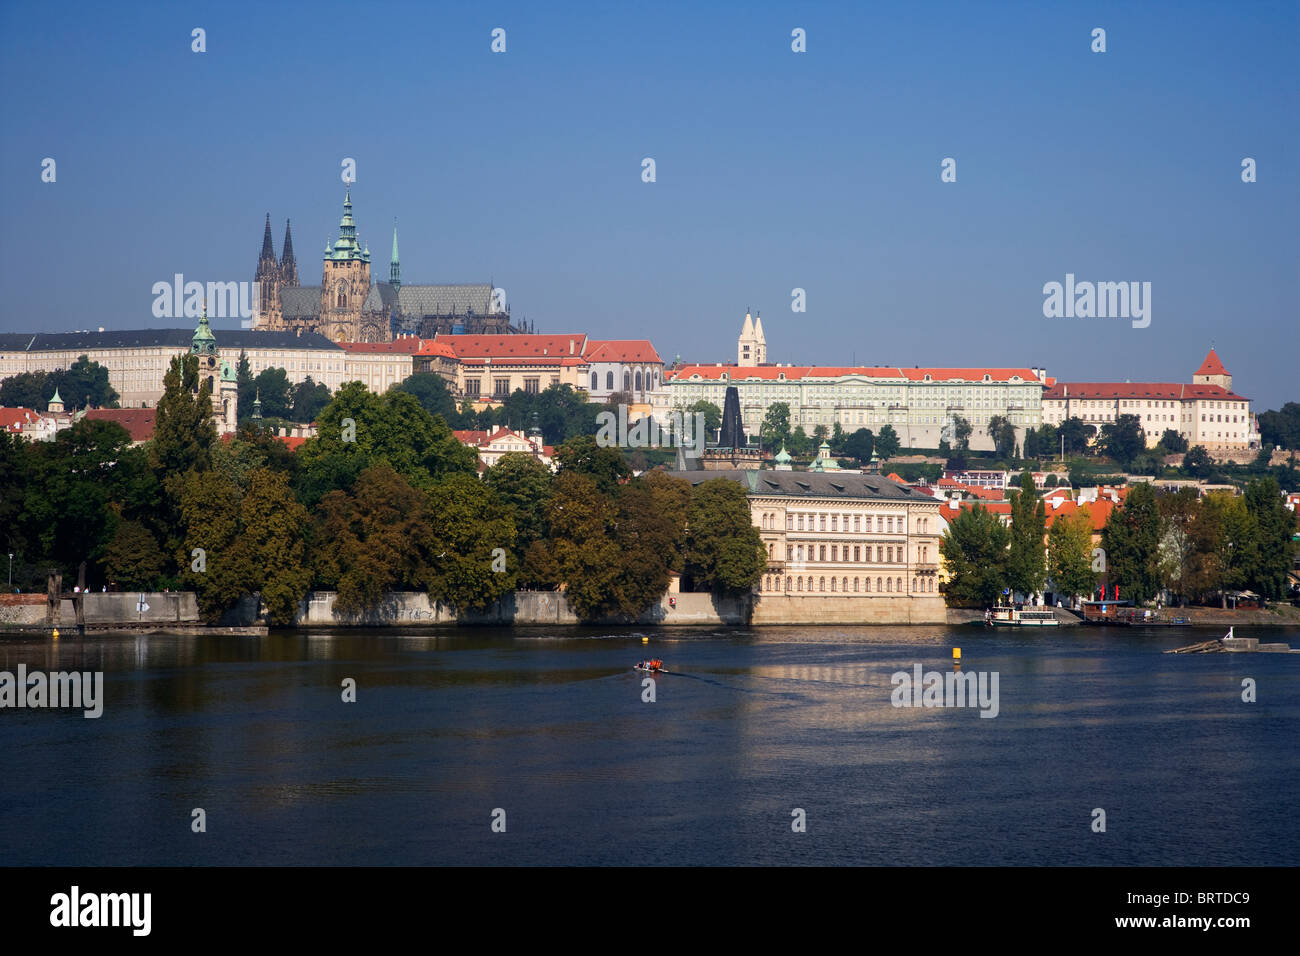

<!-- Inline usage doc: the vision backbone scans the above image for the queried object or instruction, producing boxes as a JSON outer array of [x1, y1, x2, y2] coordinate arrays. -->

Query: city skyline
[[3, 1, 1296, 407]]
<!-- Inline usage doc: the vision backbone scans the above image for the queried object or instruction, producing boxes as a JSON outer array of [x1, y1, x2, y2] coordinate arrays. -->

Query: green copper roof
[[220, 359, 236, 383], [325, 188, 370, 263], [49, 387, 63, 404], [191, 306, 217, 352], [774, 445, 792, 463]]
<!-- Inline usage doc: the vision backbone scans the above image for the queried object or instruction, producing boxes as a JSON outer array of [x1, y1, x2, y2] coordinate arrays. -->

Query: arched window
[[913, 578, 918, 592], [853, 577, 859, 592], [606, 371, 614, 390], [797, 578, 803, 592], [897, 577, 903, 592], [635, 370, 643, 391], [337, 290, 346, 308], [831, 578, 837, 592], [785, 577, 791, 592], [842, 577, 848, 592], [866, 578, 872, 592], [819, 577, 826, 592], [885, 578, 892, 592], [807, 577, 813, 591], [591, 373, 598, 390], [623, 370, 631, 391]]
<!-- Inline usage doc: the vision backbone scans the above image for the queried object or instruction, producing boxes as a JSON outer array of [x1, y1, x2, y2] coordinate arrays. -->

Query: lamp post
[[7, 553, 12, 588]]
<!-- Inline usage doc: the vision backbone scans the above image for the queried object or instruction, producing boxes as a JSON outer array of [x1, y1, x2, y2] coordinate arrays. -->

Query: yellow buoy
[[53, 628, 59, 639], [641, 636, 649, 644], [952, 647, 961, 661]]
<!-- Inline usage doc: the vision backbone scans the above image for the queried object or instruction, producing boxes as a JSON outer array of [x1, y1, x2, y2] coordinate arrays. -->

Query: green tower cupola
[[326, 188, 370, 263], [191, 304, 217, 356]]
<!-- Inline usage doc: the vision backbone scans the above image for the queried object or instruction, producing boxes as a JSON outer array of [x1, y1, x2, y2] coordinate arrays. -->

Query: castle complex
[[252, 190, 527, 343]]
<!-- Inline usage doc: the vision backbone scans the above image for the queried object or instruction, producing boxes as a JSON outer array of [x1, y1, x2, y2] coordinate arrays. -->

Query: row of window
[[761, 512, 931, 534], [783, 543, 931, 563], [591, 369, 660, 392], [760, 575, 937, 594]]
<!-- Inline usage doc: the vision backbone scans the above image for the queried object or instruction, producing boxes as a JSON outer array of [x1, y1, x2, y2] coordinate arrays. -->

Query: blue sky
[[3, 0, 1296, 407]]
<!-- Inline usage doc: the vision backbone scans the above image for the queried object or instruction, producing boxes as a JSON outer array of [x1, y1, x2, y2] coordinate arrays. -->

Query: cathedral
[[253, 190, 530, 343]]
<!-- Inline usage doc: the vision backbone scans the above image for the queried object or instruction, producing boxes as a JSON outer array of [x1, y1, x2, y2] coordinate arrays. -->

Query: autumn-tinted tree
[[684, 479, 766, 596], [311, 464, 436, 614], [1189, 491, 1257, 607], [1155, 487, 1199, 604]]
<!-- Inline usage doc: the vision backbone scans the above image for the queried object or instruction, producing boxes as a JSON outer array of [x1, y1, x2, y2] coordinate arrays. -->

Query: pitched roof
[[665, 364, 1046, 384], [0, 407, 36, 431], [440, 334, 589, 359], [337, 337, 424, 354], [280, 286, 322, 319], [1043, 382, 1248, 401], [398, 283, 495, 316], [666, 469, 929, 501], [583, 339, 663, 364], [453, 429, 489, 446], [83, 408, 157, 442], [415, 340, 457, 358], [0, 328, 343, 352], [1195, 349, 1229, 376]]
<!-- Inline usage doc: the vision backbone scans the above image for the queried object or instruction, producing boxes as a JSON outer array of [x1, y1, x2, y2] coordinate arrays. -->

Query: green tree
[[548, 472, 623, 620], [553, 434, 630, 496], [1257, 402, 1300, 450], [1024, 423, 1058, 460], [235, 351, 255, 422], [296, 382, 478, 507], [1159, 429, 1188, 454], [830, 422, 846, 454], [1100, 481, 1162, 602], [56, 355, 119, 409], [1058, 417, 1094, 456], [606, 475, 689, 616], [291, 377, 331, 423], [1190, 491, 1257, 607], [394, 372, 457, 423], [425, 474, 518, 612], [842, 428, 874, 463], [252, 367, 293, 419], [952, 416, 973, 453], [1182, 445, 1214, 478], [876, 424, 901, 460], [759, 402, 791, 450], [236, 468, 311, 625], [812, 424, 829, 445], [939, 505, 1010, 607], [150, 354, 217, 478], [1047, 509, 1095, 602], [987, 416, 1017, 459], [1243, 476, 1298, 599], [101, 519, 166, 590], [686, 400, 722, 438], [1007, 471, 1046, 597], [1099, 414, 1145, 466], [684, 479, 766, 595], [0, 370, 52, 409], [484, 452, 554, 577], [176, 469, 247, 621], [1155, 487, 1199, 604]]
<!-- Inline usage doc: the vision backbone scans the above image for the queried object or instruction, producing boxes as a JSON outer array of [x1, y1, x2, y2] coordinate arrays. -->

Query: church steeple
[[280, 219, 298, 285], [390, 220, 401, 289], [326, 188, 369, 263], [256, 213, 277, 276]]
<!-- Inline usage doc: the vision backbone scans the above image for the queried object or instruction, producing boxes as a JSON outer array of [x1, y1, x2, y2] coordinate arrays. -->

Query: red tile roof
[[83, 408, 157, 442], [415, 340, 457, 359], [438, 334, 589, 359], [0, 407, 36, 431], [666, 365, 1046, 383], [453, 429, 490, 446], [1044, 382, 1248, 401], [1195, 349, 1229, 377], [337, 337, 425, 354], [583, 340, 663, 364]]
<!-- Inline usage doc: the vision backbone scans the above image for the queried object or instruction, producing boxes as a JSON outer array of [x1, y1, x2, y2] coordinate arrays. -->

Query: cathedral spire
[[256, 213, 277, 279], [280, 219, 298, 285], [390, 219, 401, 289]]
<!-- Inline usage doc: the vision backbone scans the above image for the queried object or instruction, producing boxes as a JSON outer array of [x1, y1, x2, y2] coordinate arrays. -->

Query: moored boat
[[985, 606, 1060, 627]]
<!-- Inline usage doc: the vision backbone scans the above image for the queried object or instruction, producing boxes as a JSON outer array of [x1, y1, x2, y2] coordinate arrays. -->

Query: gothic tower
[[254, 214, 282, 329], [390, 220, 401, 290], [280, 219, 298, 286], [320, 188, 372, 342]]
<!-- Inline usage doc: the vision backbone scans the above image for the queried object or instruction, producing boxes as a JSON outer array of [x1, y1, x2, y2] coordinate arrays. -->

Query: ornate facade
[[252, 190, 526, 343]]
